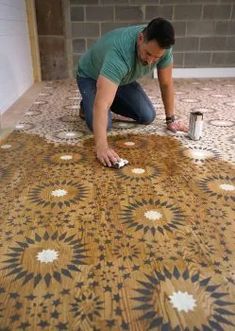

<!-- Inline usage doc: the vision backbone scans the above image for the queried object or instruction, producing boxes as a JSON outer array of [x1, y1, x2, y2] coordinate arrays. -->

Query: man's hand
[[167, 120, 188, 133], [96, 145, 120, 167]]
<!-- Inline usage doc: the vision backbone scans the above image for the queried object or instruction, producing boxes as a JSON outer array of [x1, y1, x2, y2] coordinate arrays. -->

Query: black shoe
[[79, 101, 85, 120]]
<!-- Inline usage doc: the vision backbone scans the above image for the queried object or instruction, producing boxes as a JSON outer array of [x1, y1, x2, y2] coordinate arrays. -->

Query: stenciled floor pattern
[[0, 78, 235, 331]]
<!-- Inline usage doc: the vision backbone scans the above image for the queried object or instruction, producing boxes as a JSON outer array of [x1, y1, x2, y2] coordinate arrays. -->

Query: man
[[77, 17, 187, 167]]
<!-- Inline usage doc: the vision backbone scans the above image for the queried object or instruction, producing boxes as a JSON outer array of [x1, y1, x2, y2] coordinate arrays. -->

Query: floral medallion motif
[[116, 164, 160, 182], [182, 146, 221, 163], [198, 175, 235, 202], [121, 199, 185, 236], [43, 151, 85, 166], [112, 121, 137, 130], [28, 180, 90, 208], [53, 130, 85, 142], [133, 267, 235, 330], [208, 119, 234, 128], [70, 291, 104, 326], [1, 232, 88, 287]]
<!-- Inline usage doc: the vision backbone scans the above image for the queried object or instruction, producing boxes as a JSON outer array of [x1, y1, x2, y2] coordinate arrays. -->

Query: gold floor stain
[[0, 130, 235, 330]]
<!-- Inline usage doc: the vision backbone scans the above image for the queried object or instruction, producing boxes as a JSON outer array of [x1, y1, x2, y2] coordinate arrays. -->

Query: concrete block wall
[[70, 0, 235, 71]]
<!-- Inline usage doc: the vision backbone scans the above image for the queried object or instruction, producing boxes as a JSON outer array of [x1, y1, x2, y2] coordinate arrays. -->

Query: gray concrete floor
[[0, 82, 44, 140]]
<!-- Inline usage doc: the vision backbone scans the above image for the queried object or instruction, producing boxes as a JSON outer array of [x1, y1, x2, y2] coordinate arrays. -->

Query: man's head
[[137, 17, 175, 66]]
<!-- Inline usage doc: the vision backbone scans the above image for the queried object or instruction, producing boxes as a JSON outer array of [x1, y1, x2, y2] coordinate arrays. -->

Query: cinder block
[[130, 0, 160, 3], [145, 6, 173, 20], [174, 5, 202, 20], [174, 37, 199, 51], [72, 39, 86, 53], [101, 0, 126, 3], [160, 0, 189, 3], [232, 5, 235, 19], [211, 52, 235, 66], [72, 23, 100, 38], [86, 6, 113, 21], [184, 52, 211, 67], [70, 7, 84, 21], [173, 52, 184, 67], [101, 22, 127, 34], [115, 6, 143, 21], [186, 21, 214, 36], [73, 54, 80, 67], [200, 37, 227, 51], [71, 0, 98, 4], [87, 38, 97, 48], [173, 21, 186, 36], [227, 37, 235, 51], [203, 5, 232, 19], [187, 0, 220, 2], [101, 22, 143, 34], [215, 21, 235, 35]]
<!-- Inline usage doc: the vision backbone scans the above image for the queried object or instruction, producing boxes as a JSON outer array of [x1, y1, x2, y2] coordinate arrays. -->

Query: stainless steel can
[[188, 111, 203, 140]]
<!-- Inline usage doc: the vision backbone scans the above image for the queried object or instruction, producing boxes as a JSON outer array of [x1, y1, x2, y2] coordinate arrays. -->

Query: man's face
[[137, 33, 165, 66]]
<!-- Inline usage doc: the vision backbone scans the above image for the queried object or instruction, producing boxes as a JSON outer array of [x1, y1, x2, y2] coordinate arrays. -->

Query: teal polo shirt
[[77, 25, 173, 86]]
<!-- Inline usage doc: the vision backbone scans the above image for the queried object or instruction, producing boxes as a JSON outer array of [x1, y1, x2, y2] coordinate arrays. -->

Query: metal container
[[188, 111, 203, 140]]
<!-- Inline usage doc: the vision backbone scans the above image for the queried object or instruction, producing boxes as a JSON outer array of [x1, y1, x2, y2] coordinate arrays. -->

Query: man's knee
[[138, 109, 156, 125]]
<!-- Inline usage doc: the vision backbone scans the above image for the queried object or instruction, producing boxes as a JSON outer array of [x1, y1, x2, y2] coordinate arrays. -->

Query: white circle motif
[[169, 291, 197, 313], [210, 120, 234, 127], [37, 249, 59, 263], [68, 105, 78, 109], [16, 124, 24, 129], [60, 155, 73, 160], [51, 189, 68, 197], [225, 102, 235, 107], [119, 123, 129, 127], [124, 141, 135, 146], [132, 168, 145, 174], [200, 87, 213, 91], [34, 101, 44, 104], [144, 210, 162, 221], [66, 132, 76, 137], [175, 91, 185, 95], [1, 144, 12, 149], [181, 99, 198, 103], [211, 94, 225, 98], [219, 184, 234, 191], [190, 149, 213, 159]]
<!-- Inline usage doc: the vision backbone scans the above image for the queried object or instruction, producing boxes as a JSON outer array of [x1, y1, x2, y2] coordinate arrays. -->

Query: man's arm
[[158, 64, 188, 133], [157, 64, 174, 117], [93, 75, 120, 167]]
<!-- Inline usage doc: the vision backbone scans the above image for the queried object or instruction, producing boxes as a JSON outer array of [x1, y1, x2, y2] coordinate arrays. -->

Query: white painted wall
[[0, 0, 33, 115], [153, 68, 235, 79]]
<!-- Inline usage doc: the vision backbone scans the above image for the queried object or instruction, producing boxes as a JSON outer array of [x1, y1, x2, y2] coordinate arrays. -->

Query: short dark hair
[[143, 17, 175, 49]]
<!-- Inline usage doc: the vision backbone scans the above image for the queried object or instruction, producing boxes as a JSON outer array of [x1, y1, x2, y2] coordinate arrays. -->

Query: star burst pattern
[[133, 267, 235, 330], [121, 199, 185, 236], [70, 292, 104, 324], [116, 164, 160, 182], [1, 232, 88, 287], [198, 175, 235, 202], [28, 180, 89, 208]]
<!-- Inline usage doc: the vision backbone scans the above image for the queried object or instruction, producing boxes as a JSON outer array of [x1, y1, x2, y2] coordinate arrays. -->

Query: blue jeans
[[76, 76, 156, 131]]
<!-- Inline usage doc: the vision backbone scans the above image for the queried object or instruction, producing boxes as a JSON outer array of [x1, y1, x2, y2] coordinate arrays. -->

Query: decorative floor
[[0, 78, 235, 330]]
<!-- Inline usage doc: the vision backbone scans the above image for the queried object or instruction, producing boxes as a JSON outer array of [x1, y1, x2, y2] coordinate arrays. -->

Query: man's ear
[[139, 32, 144, 41], [138, 32, 144, 45]]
